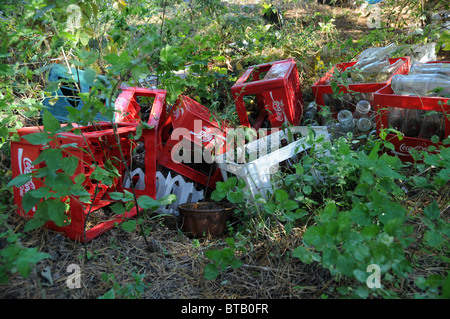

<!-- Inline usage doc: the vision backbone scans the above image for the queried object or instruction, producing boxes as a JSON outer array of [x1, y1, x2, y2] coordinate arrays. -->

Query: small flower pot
[[178, 202, 234, 237]]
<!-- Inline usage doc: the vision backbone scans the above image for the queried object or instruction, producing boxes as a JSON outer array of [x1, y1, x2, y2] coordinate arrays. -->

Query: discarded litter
[[231, 58, 303, 129], [215, 126, 330, 199], [42, 64, 113, 122]]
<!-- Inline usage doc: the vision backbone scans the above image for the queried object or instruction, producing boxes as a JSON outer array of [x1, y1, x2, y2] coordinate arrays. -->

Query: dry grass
[[1, 179, 448, 299]]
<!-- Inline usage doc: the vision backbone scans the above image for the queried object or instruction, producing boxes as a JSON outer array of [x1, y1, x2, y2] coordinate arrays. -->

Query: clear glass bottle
[[353, 100, 371, 118], [375, 59, 404, 82], [409, 62, 450, 77], [391, 74, 450, 97], [357, 117, 373, 132], [337, 110, 354, 134]]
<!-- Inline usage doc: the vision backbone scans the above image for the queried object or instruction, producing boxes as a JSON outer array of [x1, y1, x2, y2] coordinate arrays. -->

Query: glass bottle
[[409, 62, 450, 77], [303, 102, 318, 123], [387, 107, 405, 131], [337, 110, 354, 134], [391, 74, 450, 97], [419, 112, 445, 140], [375, 59, 404, 82], [357, 117, 373, 132], [353, 100, 371, 118], [402, 109, 424, 138]]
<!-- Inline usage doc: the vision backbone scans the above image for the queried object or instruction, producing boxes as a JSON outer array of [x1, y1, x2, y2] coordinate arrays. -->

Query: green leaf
[[137, 195, 160, 210], [7, 173, 32, 188], [62, 156, 79, 176], [281, 200, 299, 211], [302, 185, 312, 195], [205, 250, 222, 263], [99, 288, 116, 299], [109, 192, 124, 200], [361, 224, 380, 239], [15, 248, 51, 278], [274, 189, 289, 203], [110, 202, 125, 215], [43, 110, 61, 134], [83, 67, 96, 86], [423, 201, 440, 220], [225, 177, 237, 190], [157, 194, 176, 206], [336, 254, 356, 277], [292, 246, 314, 264], [47, 200, 69, 227], [33, 148, 63, 171], [227, 192, 243, 203], [350, 203, 372, 226], [121, 220, 137, 232], [425, 230, 445, 248], [24, 217, 46, 232], [21, 192, 41, 214], [204, 263, 220, 280], [23, 132, 51, 145], [230, 259, 243, 269], [210, 190, 225, 202], [74, 173, 86, 184]]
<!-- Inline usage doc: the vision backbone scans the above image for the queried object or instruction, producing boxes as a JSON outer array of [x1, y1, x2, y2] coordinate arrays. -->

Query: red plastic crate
[[311, 57, 410, 118], [231, 58, 303, 129], [373, 68, 450, 162], [169, 95, 229, 153], [10, 122, 140, 242], [113, 87, 168, 199], [157, 96, 226, 189], [157, 133, 224, 190]]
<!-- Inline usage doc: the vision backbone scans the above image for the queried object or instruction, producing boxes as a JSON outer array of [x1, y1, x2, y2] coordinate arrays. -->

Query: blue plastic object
[[42, 64, 113, 122], [366, 0, 384, 4]]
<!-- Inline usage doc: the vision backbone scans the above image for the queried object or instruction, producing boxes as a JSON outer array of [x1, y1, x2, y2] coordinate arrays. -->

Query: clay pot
[[178, 202, 234, 237]]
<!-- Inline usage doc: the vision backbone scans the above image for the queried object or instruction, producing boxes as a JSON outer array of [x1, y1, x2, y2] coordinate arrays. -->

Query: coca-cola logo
[[114, 96, 129, 122], [173, 107, 184, 120], [269, 91, 284, 122], [398, 143, 428, 153], [17, 148, 36, 200], [190, 126, 226, 144]]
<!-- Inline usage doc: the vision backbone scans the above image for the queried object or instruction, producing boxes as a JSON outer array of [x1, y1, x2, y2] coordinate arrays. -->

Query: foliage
[[99, 272, 148, 299], [204, 237, 245, 280], [0, 0, 449, 299]]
